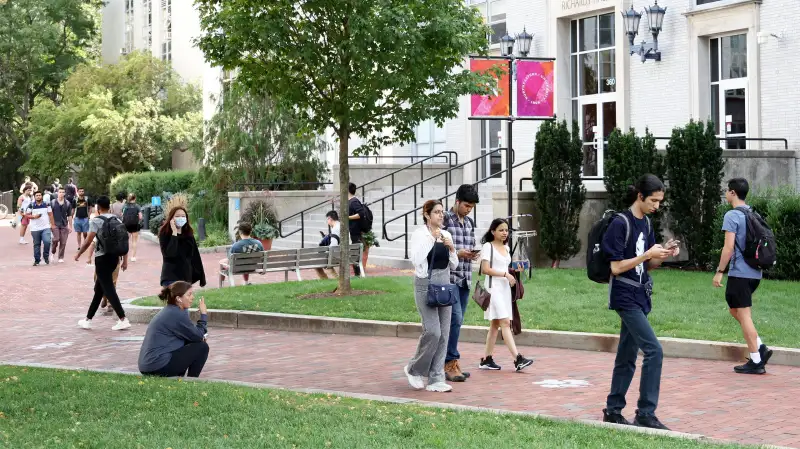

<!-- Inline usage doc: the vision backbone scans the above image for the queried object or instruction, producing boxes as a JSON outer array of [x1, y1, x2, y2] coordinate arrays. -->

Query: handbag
[[472, 244, 493, 311], [425, 242, 459, 308]]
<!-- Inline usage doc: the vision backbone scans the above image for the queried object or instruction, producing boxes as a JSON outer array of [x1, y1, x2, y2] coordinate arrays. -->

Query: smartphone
[[666, 240, 681, 249]]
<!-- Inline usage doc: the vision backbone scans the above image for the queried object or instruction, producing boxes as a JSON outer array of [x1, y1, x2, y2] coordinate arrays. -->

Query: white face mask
[[175, 217, 187, 228]]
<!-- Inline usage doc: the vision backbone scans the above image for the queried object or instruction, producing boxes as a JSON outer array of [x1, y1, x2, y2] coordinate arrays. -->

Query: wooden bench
[[218, 244, 365, 287]]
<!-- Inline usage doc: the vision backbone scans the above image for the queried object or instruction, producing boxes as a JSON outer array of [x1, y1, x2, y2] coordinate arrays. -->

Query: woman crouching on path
[[403, 200, 459, 393], [138, 281, 210, 378]]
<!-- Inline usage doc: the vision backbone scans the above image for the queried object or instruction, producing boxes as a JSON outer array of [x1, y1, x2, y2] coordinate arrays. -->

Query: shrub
[[149, 213, 165, 235], [665, 120, 724, 268], [110, 171, 196, 203], [604, 128, 666, 239], [199, 222, 232, 248], [532, 119, 586, 268], [239, 199, 279, 240]]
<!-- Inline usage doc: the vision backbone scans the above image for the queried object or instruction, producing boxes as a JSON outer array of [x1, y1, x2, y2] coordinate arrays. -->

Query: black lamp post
[[622, 1, 666, 62]]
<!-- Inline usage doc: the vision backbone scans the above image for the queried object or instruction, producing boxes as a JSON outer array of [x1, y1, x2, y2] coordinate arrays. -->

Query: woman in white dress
[[478, 218, 534, 372]]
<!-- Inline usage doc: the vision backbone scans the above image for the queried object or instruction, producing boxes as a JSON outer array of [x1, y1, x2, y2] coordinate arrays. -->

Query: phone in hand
[[666, 240, 681, 250]]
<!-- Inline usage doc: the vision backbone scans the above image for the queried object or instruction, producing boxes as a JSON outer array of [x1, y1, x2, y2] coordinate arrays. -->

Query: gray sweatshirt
[[138, 304, 208, 373]]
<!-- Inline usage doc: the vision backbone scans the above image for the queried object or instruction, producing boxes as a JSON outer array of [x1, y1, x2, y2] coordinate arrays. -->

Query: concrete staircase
[[272, 184, 505, 269]]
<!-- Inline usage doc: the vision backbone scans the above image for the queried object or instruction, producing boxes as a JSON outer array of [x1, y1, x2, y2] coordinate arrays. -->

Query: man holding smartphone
[[442, 185, 481, 382]]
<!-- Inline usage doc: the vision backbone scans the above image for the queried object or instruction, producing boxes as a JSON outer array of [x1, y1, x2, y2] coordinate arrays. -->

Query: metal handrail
[[348, 154, 454, 164], [651, 136, 788, 150], [366, 148, 510, 236], [277, 150, 458, 246], [382, 156, 536, 259]]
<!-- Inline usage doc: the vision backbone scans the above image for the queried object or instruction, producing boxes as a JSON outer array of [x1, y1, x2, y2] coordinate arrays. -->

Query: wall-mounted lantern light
[[621, 1, 666, 63]]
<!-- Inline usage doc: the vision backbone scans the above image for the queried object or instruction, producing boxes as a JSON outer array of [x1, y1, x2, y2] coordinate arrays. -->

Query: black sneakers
[[602, 408, 631, 425], [514, 354, 533, 372], [479, 356, 501, 370], [634, 412, 670, 430], [760, 344, 773, 366], [734, 359, 766, 375]]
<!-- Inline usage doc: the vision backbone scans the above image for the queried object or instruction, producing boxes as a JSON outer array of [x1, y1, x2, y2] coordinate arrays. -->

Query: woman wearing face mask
[[159, 206, 206, 288], [478, 218, 534, 372], [138, 281, 210, 378]]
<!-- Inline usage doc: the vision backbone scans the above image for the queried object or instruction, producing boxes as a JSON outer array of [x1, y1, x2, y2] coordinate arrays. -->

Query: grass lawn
[[0, 366, 745, 449], [133, 269, 800, 348]]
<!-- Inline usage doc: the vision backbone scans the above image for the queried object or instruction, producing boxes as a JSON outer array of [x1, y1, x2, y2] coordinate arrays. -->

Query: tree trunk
[[336, 125, 352, 294], [551, 259, 560, 269]]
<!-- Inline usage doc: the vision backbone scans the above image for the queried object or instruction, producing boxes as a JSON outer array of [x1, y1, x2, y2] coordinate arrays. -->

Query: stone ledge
[[124, 305, 800, 367]]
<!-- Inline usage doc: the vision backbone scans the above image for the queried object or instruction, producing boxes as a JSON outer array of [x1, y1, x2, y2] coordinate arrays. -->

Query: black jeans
[[606, 308, 663, 417], [86, 254, 126, 320], [146, 342, 210, 378]]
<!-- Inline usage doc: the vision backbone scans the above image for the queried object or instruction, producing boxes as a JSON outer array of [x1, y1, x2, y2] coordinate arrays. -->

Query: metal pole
[[507, 56, 514, 218]]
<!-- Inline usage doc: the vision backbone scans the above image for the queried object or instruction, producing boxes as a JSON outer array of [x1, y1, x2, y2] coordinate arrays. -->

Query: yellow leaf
[[193, 402, 199, 407]]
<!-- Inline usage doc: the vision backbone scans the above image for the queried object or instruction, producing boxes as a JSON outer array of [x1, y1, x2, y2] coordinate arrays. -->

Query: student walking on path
[[111, 192, 125, 218], [442, 185, 480, 382], [601, 174, 678, 430], [347, 182, 365, 276], [477, 218, 533, 373], [50, 187, 73, 263], [74, 196, 131, 331], [16, 184, 33, 244], [72, 188, 91, 249], [315, 211, 341, 280], [404, 200, 458, 393], [159, 206, 206, 288], [138, 281, 210, 378], [122, 193, 142, 262], [713, 178, 773, 374], [25, 191, 55, 266]]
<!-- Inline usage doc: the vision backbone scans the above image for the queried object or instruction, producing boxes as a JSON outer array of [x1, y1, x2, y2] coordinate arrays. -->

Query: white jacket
[[409, 226, 459, 278]]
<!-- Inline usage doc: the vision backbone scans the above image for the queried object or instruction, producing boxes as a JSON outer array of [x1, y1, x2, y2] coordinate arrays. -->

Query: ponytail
[[627, 174, 665, 206], [157, 281, 192, 305]]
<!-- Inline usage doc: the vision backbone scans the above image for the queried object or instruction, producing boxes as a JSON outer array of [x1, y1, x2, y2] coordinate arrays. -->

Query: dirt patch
[[297, 290, 386, 300]]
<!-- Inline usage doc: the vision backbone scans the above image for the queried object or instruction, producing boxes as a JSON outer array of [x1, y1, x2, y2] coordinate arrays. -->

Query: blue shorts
[[73, 217, 90, 233]]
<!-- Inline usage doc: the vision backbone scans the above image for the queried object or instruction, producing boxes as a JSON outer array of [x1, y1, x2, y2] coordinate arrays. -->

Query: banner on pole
[[470, 59, 510, 117], [516, 60, 554, 118]]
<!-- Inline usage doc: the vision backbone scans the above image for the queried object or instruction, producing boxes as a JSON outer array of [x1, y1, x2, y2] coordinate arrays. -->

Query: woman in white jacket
[[403, 199, 459, 392]]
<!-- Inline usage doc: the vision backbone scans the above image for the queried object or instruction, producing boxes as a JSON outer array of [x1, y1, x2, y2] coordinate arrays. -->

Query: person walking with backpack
[[347, 182, 373, 276], [159, 206, 206, 288], [596, 174, 678, 430], [50, 187, 73, 263], [65, 178, 77, 206], [74, 195, 131, 331], [713, 178, 774, 375], [442, 185, 481, 382], [122, 193, 142, 262]]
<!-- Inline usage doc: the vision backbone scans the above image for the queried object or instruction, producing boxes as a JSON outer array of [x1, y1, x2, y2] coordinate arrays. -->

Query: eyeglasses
[[430, 210, 444, 215]]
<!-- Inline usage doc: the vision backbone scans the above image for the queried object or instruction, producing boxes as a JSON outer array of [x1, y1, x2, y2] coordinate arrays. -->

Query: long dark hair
[[159, 206, 194, 237], [625, 174, 665, 206], [481, 218, 509, 245], [158, 280, 192, 306]]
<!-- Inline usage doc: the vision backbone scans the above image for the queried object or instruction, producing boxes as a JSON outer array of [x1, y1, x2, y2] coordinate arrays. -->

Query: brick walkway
[[1, 223, 799, 448]]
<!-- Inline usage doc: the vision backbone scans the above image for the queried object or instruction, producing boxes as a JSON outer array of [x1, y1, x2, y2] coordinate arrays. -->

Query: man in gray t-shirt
[[713, 178, 771, 375]]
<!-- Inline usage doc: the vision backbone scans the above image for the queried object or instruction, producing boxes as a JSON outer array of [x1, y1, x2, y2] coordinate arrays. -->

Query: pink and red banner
[[470, 59, 510, 117], [516, 60, 554, 118]]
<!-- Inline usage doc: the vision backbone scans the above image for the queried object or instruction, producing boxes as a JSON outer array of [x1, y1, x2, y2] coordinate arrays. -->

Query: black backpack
[[122, 203, 140, 227], [587, 210, 650, 284], [360, 201, 374, 233], [97, 216, 129, 256], [319, 233, 340, 247], [734, 206, 776, 270]]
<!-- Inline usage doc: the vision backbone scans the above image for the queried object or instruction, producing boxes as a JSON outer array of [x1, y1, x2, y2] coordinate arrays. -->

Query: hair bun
[[157, 286, 171, 301]]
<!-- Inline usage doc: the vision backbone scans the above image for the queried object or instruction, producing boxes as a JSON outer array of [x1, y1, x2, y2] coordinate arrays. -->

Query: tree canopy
[[23, 52, 202, 193]]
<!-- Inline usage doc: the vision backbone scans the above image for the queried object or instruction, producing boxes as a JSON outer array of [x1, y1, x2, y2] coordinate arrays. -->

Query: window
[[570, 13, 617, 177], [414, 120, 446, 158], [479, 120, 502, 179], [161, 41, 172, 61], [696, 0, 723, 4], [142, 0, 153, 48], [123, 0, 134, 55], [479, 0, 506, 46], [710, 34, 748, 149], [161, 0, 172, 61]]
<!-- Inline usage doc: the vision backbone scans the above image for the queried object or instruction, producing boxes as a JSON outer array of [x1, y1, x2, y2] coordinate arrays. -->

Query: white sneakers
[[425, 382, 453, 393], [404, 365, 425, 390], [130, 257, 136, 262], [112, 318, 131, 331], [19, 238, 28, 245], [78, 318, 131, 331], [58, 259, 64, 263]]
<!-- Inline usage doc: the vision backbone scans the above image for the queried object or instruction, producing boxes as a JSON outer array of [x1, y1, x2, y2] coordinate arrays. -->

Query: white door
[[578, 94, 616, 179], [715, 78, 748, 149], [479, 120, 504, 185]]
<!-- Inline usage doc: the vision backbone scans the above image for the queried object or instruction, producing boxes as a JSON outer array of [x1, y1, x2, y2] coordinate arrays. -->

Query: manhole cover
[[108, 336, 145, 341]]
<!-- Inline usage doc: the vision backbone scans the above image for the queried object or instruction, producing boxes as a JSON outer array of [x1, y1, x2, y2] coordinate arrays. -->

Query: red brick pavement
[[1, 224, 799, 448]]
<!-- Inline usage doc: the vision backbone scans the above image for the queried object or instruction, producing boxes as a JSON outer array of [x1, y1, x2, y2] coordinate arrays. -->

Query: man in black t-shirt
[[72, 188, 92, 249], [347, 182, 365, 276]]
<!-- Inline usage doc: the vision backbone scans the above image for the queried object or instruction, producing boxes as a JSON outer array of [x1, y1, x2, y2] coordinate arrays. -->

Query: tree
[[196, 0, 496, 293], [0, 0, 103, 190], [665, 120, 724, 268], [532, 119, 586, 268], [604, 128, 666, 238], [22, 52, 202, 193]]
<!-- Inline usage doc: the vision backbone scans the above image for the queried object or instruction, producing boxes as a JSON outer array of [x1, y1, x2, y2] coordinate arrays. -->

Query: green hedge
[[712, 186, 800, 280], [109, 171, 197, 203]]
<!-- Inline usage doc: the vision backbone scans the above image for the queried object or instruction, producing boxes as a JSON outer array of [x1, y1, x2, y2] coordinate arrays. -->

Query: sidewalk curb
[[139, 231, 231, 254], [122, 304, 800, 367], [1, 362, 789, 449]]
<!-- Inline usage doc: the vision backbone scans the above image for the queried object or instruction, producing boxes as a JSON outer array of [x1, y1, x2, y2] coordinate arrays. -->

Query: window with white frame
[[570, 13, 617, 178], [473, 0, 506, 47], [414, 119, 446, 159], [161, 0, 172, 61], [142, 0, 152, 48], [710, 34, 747, 149], [123, 0, 134, 55], [696, 0, 723, 5]]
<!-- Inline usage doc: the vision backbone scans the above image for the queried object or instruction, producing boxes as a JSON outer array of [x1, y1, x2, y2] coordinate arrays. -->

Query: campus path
[[1, 224, 799, 448]]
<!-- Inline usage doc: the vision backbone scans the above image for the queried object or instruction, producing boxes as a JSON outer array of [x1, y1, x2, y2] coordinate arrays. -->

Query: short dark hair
[[116, 192, 126, 201], [456, 185, 479, 204], [626, 174, 665, 206], [34, 190, 43, 197], [238, 221, 253, 236], [58, 187, 65, 192], [728, 178, 749, 200], [348, 182, 357, 195], [325, 210, 339, 221], [96, 195, 111, 210]]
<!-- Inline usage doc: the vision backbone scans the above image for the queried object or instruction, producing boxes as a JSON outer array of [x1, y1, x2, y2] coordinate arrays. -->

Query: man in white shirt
[[316, 211, 341, 279], [25, 191, 55, 266]]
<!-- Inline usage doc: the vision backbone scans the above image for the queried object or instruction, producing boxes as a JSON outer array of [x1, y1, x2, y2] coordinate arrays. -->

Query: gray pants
[[407, 271, 452, 384]]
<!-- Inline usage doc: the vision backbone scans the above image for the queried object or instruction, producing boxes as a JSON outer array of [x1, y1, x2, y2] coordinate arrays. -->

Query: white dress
[[482, 242, 513, 321]]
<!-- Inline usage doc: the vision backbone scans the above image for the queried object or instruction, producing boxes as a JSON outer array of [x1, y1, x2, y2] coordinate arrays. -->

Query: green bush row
[[109, 171, 196, 204]]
